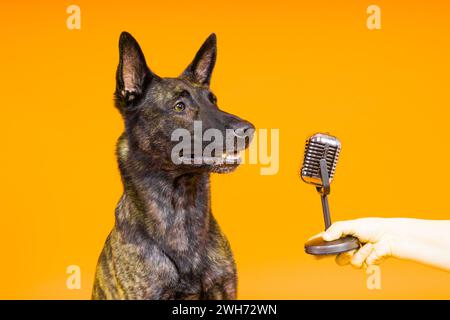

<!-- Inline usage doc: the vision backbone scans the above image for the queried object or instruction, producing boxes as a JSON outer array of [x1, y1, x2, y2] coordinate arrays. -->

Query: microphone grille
[[301, 133, 341, 186]]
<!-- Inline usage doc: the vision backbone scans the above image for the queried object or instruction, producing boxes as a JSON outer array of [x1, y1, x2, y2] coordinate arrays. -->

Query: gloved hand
[[311, 218, 450, 272]]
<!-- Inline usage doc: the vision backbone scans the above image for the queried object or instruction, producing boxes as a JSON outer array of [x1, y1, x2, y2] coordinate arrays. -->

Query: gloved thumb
[[323, 221, 355, 241]]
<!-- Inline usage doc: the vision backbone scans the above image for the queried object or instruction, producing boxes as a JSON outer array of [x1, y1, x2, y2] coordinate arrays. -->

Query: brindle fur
[[92, 32, 254, 300]]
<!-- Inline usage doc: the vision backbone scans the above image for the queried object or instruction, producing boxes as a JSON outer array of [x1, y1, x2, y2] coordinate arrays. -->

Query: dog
[[92, 32, 254, 300]]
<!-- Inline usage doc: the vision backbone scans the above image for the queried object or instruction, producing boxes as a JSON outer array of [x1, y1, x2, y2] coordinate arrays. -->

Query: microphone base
[[305, 236, 360, 255]]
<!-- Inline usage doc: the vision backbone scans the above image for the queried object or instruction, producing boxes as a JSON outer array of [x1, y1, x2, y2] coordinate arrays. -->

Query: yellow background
[[1, 0, 450, 299]]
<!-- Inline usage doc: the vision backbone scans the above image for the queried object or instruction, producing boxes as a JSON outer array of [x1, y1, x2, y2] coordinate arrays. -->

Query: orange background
[[1, 0, 450, 299]]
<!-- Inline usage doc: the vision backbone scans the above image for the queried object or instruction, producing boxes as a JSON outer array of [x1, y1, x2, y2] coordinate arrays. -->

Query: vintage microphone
[[301, 133, 360, 255]]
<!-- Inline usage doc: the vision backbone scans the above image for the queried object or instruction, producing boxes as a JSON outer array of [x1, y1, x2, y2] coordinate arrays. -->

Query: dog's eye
[[174, 102, 186, 112]]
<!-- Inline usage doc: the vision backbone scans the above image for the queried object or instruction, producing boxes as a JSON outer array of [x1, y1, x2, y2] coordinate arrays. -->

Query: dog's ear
[[115, 32, 155, 104], [181, 33, 217, 86]]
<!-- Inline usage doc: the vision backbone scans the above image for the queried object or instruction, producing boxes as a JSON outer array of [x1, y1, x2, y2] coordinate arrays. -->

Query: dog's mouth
[[177, 150, 243, 173]]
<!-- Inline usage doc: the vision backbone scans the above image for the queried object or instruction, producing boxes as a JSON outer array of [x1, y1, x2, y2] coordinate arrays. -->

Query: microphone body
[[301, 133, 341, 187]]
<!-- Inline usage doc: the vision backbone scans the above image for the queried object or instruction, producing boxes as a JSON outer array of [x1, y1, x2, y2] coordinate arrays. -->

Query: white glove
[[312, 218, 450, 272]]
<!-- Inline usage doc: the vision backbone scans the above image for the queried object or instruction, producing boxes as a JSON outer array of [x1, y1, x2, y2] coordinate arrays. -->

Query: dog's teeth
[[178, 153, 241, 166], [220, 153, 241, 163]]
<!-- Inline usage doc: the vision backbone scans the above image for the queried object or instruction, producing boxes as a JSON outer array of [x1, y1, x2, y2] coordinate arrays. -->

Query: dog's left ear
[[181, 33, 217, 86]]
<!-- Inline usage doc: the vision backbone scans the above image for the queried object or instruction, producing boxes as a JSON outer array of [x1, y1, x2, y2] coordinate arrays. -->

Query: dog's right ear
[[115, 32, 155, 105]]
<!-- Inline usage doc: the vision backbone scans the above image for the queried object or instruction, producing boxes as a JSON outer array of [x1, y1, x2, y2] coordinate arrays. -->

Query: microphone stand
[[317, 158, 332, 230], [304, 159, 360, 255]]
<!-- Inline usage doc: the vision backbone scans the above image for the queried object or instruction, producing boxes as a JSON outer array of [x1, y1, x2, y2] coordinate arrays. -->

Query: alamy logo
[[66, 265, 81, 290], [366, 265, 382, 290], [367, 5, 381, 30], [66, 5, 81, 30]]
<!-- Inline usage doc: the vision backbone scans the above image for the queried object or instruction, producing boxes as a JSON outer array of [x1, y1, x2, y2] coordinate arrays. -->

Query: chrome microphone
[[301, 133, 341, 188], [301, 133, 360, 255]]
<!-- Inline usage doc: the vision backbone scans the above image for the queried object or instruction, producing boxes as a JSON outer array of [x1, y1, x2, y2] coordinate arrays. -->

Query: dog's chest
[[171, 251, 229, 299]]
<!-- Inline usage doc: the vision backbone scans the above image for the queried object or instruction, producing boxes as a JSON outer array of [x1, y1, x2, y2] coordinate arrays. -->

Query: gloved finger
[[350, 243, 373, 269], [323, 221, 357, 242], [366, 241, 391, 265], [335, 249, 356, 266]]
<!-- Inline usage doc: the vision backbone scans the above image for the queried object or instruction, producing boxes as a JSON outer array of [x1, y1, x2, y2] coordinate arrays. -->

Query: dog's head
[[115, 32, 254, 174]]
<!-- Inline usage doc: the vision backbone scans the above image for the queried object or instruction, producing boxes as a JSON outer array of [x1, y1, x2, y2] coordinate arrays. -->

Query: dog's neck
[[114, 133, 212, 255]]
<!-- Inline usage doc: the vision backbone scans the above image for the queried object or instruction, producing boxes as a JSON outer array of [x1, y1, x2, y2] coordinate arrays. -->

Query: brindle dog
[[92, 32, 254, 300]]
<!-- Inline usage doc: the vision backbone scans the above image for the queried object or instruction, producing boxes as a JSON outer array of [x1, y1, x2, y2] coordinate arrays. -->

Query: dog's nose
[[230, 121, 255, 138]]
